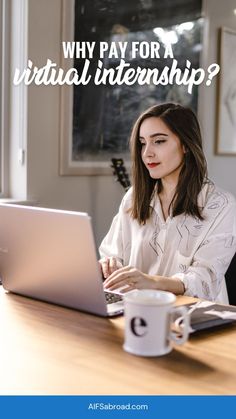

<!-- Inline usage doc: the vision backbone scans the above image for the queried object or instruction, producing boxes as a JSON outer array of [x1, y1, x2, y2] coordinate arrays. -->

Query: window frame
[[0, 0, 10, 197]]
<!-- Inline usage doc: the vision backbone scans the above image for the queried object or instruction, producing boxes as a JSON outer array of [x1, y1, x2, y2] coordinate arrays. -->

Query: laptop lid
[[0, 204, 123, 317]]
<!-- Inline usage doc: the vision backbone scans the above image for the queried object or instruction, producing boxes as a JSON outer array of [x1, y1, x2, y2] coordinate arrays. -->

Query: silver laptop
[[0, 203, 124, 317]]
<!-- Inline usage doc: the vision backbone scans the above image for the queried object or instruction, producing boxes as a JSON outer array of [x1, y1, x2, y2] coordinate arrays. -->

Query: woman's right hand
[[99, 257, 123, 279]]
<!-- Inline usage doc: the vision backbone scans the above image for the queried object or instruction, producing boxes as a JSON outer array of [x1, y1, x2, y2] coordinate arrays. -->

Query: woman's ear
[[182, 144, 188, 154]]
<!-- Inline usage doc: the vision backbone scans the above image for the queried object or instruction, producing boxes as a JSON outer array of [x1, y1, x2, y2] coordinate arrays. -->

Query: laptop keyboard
[[105, 291, 123, 304]]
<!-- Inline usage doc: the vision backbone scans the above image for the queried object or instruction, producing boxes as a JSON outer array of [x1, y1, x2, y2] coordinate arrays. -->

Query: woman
[[99, 103, 236, 303]]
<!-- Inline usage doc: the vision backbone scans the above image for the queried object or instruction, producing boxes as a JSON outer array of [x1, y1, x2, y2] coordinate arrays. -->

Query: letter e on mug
[[130, 317, 147, 336]]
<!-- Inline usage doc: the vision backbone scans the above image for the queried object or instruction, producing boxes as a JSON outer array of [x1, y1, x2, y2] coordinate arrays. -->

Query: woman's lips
[[147, 163, 160, 168]]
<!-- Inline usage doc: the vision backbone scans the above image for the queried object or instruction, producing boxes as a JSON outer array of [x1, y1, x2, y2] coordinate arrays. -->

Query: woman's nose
[[143, 143, 155, 157]]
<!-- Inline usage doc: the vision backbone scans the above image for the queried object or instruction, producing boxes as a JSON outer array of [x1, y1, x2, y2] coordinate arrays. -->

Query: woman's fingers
[[99, 257, 121, 278], [99, 257, 109, 278], [109, 257, 118, 274], [103, 266, 157, 292], [104, 266, 136, 290]]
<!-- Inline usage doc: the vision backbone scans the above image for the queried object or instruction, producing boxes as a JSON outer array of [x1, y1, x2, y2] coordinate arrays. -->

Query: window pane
[[72, 0, 203, 162]]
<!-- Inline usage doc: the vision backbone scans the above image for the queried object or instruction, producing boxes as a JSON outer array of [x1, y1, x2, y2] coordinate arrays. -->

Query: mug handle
[[170, 306, 190, 345]]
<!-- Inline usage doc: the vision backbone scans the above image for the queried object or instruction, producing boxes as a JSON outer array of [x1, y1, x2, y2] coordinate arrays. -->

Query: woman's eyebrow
[[139, 133, 168, 139]]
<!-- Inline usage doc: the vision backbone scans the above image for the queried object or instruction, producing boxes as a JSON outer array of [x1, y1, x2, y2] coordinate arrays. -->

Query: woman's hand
[[103, 265, 185, 295], [103, 266, 158, 292], [99, 257, 123, 279]]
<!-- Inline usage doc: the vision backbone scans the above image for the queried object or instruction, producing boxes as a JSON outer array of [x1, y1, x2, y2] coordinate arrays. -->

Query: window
[[60, 0, 203, 175]]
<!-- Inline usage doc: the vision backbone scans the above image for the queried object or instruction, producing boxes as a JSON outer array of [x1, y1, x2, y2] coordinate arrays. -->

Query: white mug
[[123, 289, 189, 357]]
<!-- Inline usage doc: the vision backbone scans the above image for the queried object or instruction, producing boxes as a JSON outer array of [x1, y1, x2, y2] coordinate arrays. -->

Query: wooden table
[[0, 287, 236, 395]]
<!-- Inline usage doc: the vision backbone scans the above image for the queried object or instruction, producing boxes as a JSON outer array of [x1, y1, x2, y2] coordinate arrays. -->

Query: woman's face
[[139, 116, 185, 183]]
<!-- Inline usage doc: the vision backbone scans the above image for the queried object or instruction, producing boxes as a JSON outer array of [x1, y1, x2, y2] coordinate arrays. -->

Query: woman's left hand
[[103, 266, 158, 293]]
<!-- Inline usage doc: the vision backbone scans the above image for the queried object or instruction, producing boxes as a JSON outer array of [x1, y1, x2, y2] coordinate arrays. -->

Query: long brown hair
[[129, 103, 208, 224]]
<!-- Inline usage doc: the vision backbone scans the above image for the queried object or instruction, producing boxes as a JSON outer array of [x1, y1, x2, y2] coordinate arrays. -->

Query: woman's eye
[[155, 139, 166, 145]]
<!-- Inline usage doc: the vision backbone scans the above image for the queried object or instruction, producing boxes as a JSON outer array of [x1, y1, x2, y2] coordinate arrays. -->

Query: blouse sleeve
[[99, 200, 125, 265], [172, 201, 236, 300]]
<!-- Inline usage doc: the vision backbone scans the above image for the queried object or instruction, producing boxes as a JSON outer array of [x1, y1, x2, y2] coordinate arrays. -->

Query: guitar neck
[[111, 158, 131, 192]]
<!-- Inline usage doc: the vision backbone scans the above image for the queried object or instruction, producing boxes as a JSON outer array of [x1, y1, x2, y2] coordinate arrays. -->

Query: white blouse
[[99, 181, 236, 303]]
